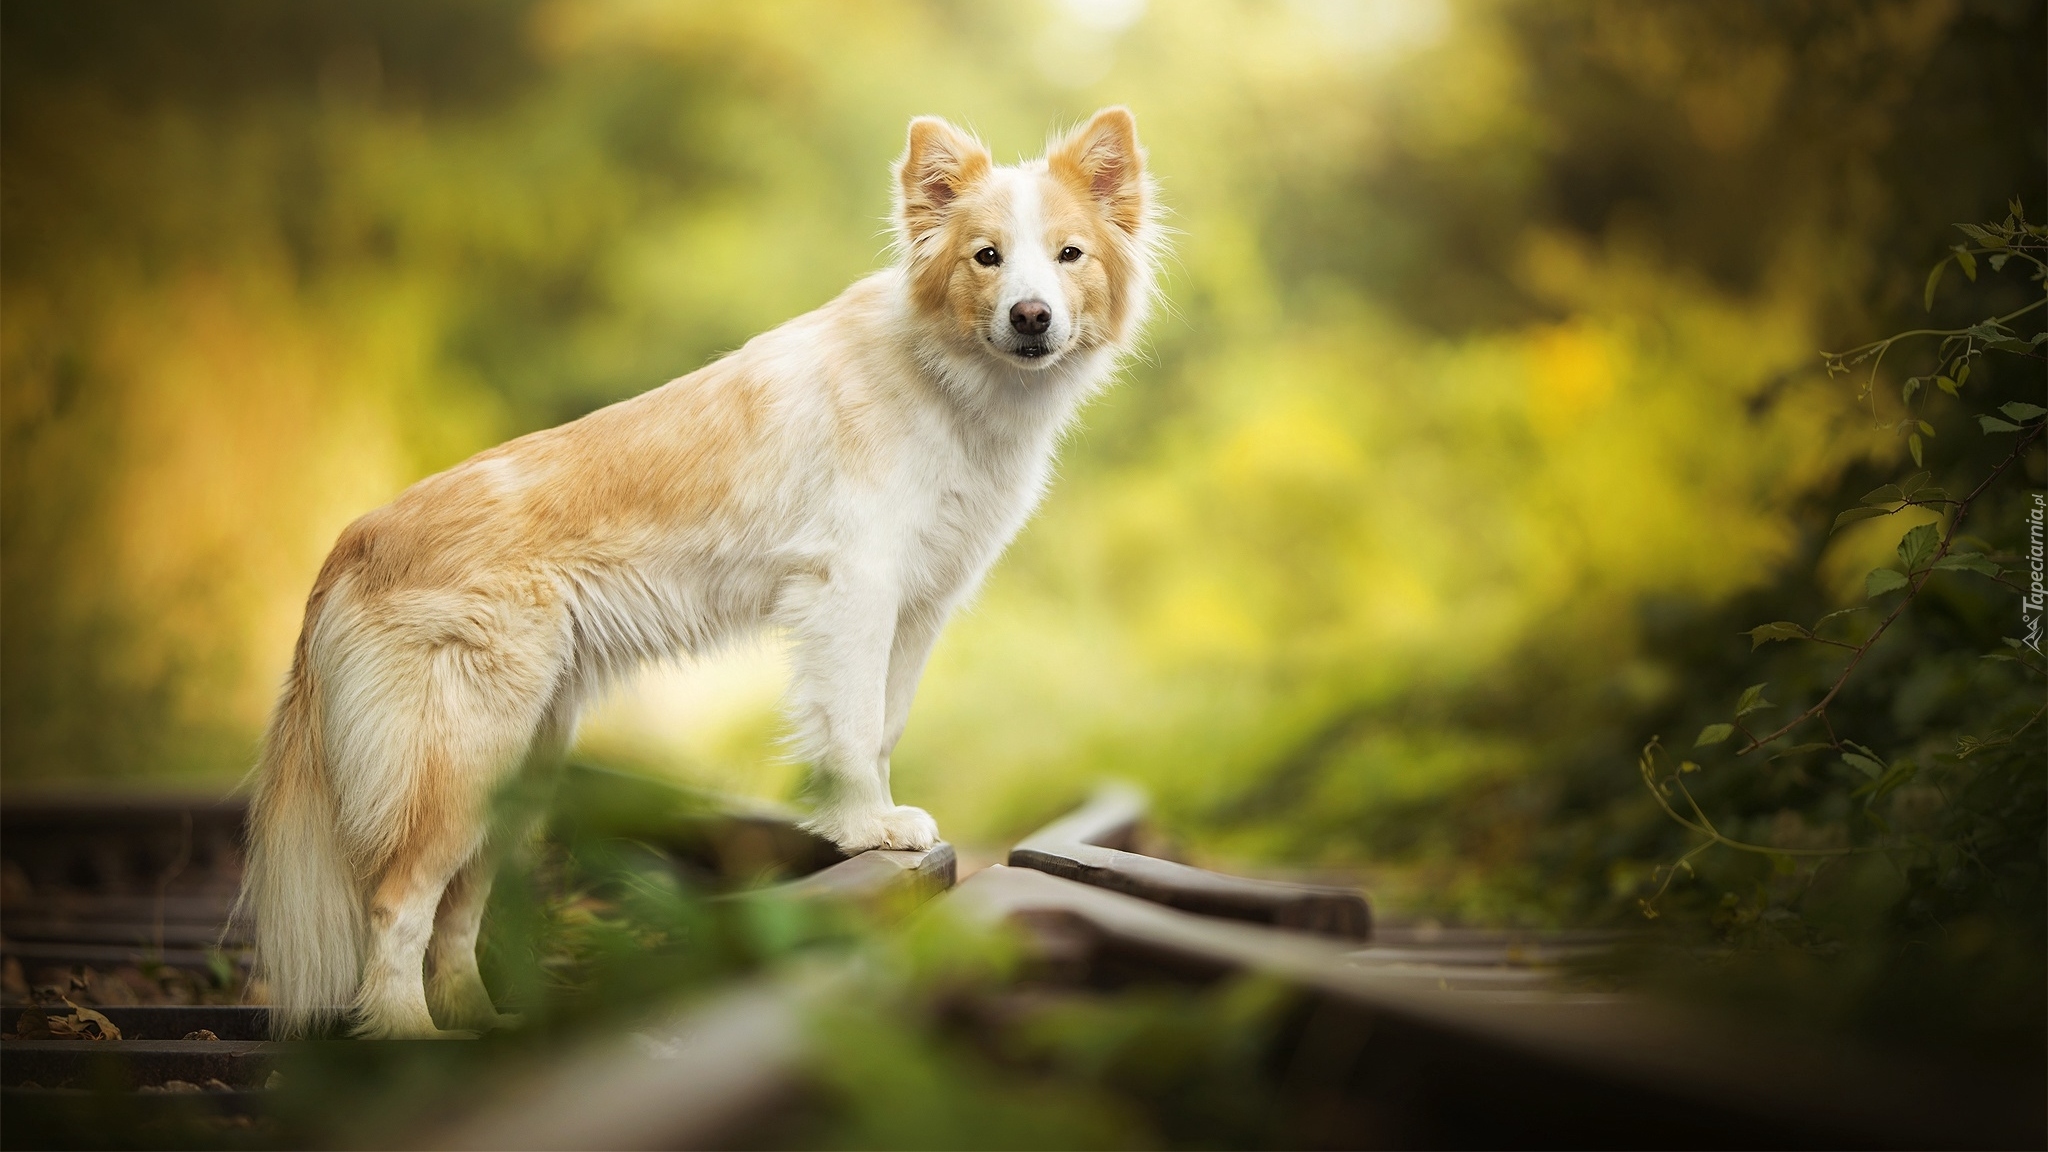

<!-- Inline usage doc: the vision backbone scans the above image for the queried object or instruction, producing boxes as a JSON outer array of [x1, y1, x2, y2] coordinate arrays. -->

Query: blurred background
[[4, 0, 2043, 1055]]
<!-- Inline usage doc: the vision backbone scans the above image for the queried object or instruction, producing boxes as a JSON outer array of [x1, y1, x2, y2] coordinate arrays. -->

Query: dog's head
[[894, 108, 1156, 371]]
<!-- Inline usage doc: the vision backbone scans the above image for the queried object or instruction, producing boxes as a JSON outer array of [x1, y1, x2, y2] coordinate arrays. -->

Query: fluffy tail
[[236, 668, 363, 1039]]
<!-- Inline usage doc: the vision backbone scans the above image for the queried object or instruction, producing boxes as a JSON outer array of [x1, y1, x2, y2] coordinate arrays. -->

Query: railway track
[[4, 776, 2040, 1149]]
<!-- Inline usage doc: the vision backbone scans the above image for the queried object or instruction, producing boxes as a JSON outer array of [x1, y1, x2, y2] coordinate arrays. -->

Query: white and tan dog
[[239, 108, 1160, 1039]]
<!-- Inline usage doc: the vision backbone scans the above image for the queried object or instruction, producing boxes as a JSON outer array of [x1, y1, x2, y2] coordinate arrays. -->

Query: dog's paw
[[479, 1011, 526, 1032], [807, 804, 940, 852], [428, 975, 522, 1033], [351, 1016, 479, 1041]]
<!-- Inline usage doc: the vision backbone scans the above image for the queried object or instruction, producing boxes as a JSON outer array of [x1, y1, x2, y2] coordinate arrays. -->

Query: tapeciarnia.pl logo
[[2025, 492, 2044, 654]]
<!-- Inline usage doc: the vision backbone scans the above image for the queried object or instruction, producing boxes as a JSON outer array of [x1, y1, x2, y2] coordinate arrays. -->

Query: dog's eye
[[974, 247, 1002, 267], [1059, 246, 1084, 263]]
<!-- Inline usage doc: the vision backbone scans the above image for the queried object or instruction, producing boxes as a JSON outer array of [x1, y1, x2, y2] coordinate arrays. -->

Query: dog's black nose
[[1009, 300, 1051, 336]]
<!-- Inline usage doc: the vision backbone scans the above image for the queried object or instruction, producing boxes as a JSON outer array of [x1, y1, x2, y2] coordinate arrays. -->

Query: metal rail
[[943, 863, 2041, 1149], [1008, 783, 1372, 937]]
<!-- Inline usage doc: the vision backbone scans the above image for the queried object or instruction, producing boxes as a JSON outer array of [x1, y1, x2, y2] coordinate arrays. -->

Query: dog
[[238, 108, 1161, 1038]]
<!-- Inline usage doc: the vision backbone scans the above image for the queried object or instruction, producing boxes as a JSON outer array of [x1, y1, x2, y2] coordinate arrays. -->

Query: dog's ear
[[895, 116, 991, 242], [1049, 107, 1147, 234]]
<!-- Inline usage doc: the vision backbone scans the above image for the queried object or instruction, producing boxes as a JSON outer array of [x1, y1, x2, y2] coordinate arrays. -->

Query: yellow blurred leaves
[[1, 0, 1901, 826], [1524, 323, 1617, 435]]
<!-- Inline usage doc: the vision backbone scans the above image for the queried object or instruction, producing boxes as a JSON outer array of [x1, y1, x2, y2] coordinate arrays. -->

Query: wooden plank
[[770, 842, 955, 906], [4, 1084, 271, 1118], [1, 921, 245, 947], [1008, 786, 1372, 939], [1, 942, 247, 971], [1, 1005, 270, 1042], [3, 895, 239, 923], [1, 1038, 281, 1088]]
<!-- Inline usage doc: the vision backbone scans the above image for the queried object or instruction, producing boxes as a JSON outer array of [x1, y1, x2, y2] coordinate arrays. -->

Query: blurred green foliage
[[3, 0, 2042, 1072], [1620, 204, 2046, 1060]]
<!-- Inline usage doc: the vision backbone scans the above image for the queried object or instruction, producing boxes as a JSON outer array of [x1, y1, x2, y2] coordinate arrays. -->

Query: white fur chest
[[859, 386, 1071, 615]]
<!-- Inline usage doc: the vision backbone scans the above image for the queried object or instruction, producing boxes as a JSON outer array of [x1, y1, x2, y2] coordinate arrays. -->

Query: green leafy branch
[[1637, 201, 2047, 918], [1822, 199, 2048, 465], [1633, 738, 1870, 918], [1718, 420, 2043, 758]]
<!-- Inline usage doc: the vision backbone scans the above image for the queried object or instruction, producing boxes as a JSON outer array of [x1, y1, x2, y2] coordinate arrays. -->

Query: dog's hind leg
[[354, 797, 487, 1039], [424, 850, 511, 1032], [339, 605, 564, 1040], [425, 706, 572, 1032]]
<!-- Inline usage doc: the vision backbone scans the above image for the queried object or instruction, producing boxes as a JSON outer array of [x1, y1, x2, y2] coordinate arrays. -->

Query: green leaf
[[1766, 742, 1835, 762], [1987, 337, 2034, 354], [1866, 568, 1910, 597], [1734, 683, 1774, 717], [1954, 362, 1970, 388], [1694, 724, 1735, 748], [1901, 377, 1921, 404], [1923, 258, 1947, 311], [1841, 752, 1886, 779], [1956, 223, 2002, 247], [1898, 469, 1931, 494], [1831, 506, 1891, 533], [1745, 621, 1811, 648], [1874, 761, 1919, 802], [1916, 420, 1936, 437], [1854, 760, 1920, 803], [1979, 415, 2023, 433], [1989, 252, 2010, 272], [1933, 552, 2001, 576], [1908, 432, 1923, 466], [1814, 606, 1868, 629], [1897, 523, 1939, 571], [1935, 375, 1958, 395], [1998, 401, 2047, 422], [1953, 246, 1977, 281], [1860, 484, 1904, 505]]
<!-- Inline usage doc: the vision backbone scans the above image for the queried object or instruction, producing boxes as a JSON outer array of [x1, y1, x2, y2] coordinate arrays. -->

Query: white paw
[[806, 804, 940, 852]]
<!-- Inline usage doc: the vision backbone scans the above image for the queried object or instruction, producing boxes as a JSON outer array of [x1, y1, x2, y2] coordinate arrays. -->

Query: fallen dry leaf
[[13, 1007, 53, 1039], [183, 1028, 220, 1041], [52, 998, 122, 1040]]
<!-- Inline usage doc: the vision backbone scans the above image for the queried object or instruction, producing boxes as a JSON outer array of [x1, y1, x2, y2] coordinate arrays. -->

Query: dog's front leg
[[881, 600, 947, 770], [785, 568, 939, 852]]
